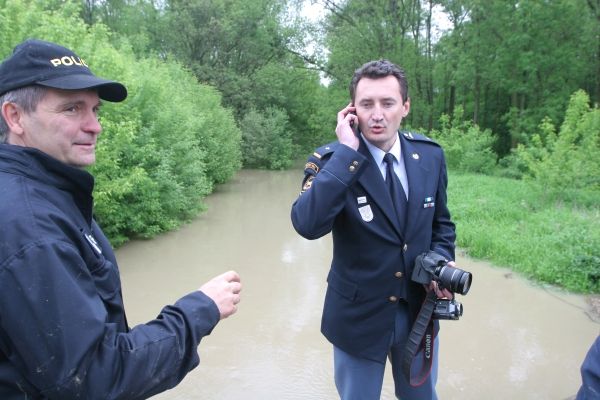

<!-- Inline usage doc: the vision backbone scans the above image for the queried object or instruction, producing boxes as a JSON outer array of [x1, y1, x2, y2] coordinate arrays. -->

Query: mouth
[[74, 142, 96, 150], [370, 125, 385, 134]]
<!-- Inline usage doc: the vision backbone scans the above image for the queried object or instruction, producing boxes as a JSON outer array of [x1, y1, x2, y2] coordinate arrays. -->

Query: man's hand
[[199, 270, 242, 320], [426, 260, 456, 299], [335, 103, 359, 150]]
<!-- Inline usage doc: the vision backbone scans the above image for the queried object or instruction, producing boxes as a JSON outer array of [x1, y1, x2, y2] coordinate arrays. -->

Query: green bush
[[241, 107, 294, 170], [512, 90, 600, 195], [429, 107, 497, 174]]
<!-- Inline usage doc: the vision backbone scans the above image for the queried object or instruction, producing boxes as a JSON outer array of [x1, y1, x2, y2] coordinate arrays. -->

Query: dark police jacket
[[0, 144, 220, 399], [291, 132, 456, 363], [577, 335, 600, 400]]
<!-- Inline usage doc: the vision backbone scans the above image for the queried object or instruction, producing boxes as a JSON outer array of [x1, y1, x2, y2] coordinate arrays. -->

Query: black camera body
[[412, 251, 473, 320], [433, 298, 463, 320]]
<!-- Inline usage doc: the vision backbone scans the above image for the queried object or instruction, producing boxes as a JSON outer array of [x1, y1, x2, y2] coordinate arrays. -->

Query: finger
[[230, 281, 242, 294], [337, 104, 356, 121], [222, 270, 240, 282]]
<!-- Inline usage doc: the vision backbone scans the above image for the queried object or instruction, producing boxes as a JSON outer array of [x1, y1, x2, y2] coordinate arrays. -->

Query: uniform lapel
[[401, 134, 431, 234], [356, 137, 404, 239]]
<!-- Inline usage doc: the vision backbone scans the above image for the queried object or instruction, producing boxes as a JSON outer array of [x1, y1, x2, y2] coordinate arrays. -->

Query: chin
[[73, 157, 96, 168]]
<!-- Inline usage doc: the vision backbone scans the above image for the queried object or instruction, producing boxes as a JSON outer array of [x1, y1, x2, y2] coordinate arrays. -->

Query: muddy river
[[117, 169, 599, 399]]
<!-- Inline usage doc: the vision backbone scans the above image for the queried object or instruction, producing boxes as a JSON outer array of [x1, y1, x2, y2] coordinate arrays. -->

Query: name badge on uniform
[[357, 196, 367, 204], [423, 197, 435, 208], [358, 205, 373, 222]]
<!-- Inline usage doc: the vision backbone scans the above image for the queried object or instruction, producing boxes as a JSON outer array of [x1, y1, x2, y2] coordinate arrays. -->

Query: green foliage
[[0, 0, 242, 246], [89, 0, 327, 169], [429, 107, 497, 174], [434, 0, 598, 154], [91, 56, 241, 245], [511, 90, 600, 197], [241, 107, 294, 170], [322, 0, 598, 154], [449, 173, 600, 294]]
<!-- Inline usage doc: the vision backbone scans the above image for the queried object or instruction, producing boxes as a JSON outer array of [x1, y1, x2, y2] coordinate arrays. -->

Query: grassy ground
[[447, 173, 600, 294]]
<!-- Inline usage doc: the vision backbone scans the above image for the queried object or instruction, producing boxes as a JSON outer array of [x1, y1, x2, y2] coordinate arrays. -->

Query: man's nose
[[371, 110, 384, 121], [83, 112, 102, 135], [370, 104, 385, 120]]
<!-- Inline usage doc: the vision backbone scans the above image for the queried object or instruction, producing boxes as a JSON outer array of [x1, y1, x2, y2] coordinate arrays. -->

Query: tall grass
[[448, 173, 600, 294]]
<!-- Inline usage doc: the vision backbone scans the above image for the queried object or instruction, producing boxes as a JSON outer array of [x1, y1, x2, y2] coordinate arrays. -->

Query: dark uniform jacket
[[577, 335, 600, 400], [291, 132, 456, 363], [0, 144, 220, 399]]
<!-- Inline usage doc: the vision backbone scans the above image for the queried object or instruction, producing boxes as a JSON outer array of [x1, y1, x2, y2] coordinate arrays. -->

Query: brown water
[[117, 169, 599, 400]]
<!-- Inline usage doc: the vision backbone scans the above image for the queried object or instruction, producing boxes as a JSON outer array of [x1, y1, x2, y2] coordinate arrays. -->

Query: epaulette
[[312, 141, 339, 161], [304, 141, 339, 175], [300, 141, 339, 193], [400, 130, 441, 147]]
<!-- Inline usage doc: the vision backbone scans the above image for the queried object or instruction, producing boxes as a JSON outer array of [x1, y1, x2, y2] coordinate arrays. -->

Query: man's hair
[[0, 85, 47, 143], [349, 59, 409, 103]]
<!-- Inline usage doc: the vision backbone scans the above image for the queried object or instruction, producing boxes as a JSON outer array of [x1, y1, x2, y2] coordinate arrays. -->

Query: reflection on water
[[117, 169, 599, 399]]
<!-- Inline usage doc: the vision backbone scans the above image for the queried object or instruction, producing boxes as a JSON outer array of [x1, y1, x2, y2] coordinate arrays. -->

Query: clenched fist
[[199, 270, 242, 319]]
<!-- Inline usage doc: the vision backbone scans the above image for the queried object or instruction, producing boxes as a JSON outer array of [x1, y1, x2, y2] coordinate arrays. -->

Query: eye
[[64, 104, 80, 114]]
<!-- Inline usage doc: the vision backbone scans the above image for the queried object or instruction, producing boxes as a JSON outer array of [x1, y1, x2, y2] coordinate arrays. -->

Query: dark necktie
[[384, 153, 408, 227]]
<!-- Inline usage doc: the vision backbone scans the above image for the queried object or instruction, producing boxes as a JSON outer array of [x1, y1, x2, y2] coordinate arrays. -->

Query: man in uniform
[[291, 60, 456, 399], [0, 38, 241, 399]]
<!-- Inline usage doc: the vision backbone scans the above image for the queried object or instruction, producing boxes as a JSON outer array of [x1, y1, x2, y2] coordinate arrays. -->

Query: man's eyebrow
[[358, 96, 397, 103], [57, 99, 103, 108]]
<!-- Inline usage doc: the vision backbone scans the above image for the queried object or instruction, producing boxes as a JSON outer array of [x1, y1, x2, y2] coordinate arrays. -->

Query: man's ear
[[1, 102, 26, 142], [402, 98, 411, 117]]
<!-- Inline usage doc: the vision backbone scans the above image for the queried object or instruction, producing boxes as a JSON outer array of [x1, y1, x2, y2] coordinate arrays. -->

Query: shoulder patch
[[305, 161, 319, 174]]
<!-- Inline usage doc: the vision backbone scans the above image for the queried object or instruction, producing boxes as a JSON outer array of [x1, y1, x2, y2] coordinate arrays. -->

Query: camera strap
[[401, 290, 438, 386]]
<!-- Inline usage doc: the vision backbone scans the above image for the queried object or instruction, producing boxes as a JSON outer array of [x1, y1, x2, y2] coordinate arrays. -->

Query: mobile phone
[[349, 105, 359, 137]]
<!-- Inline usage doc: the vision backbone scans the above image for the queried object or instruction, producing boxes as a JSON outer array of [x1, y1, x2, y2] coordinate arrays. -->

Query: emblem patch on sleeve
[[302, 175, 316, 193], [305, 162, 320, 174]]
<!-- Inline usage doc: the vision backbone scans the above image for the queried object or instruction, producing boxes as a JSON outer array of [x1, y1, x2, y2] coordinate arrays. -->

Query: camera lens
[[436, 265, 472, 295]]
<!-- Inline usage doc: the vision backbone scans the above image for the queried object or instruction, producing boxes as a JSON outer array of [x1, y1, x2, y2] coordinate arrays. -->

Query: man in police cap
[[0, 38, 242, 399], [291, 59, 456, 399]]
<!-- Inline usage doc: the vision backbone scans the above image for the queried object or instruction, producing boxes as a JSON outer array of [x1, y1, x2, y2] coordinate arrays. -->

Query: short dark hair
[[0, 85, 48, 143], [349, 60, 409, 103]]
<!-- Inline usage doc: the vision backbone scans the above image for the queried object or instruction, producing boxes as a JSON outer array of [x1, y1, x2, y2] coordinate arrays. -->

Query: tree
[[437, 0, 598, 154]]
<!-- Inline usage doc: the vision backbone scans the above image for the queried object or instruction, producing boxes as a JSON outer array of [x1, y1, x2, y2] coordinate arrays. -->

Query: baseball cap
[[0, 39, 127, 102]]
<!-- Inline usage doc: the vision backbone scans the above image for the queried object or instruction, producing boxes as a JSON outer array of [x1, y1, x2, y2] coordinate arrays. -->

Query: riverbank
[[587, 296, 600, 322], [448, 173, 600, 294]]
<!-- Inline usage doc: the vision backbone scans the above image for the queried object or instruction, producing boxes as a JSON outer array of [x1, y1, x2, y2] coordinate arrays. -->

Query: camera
[[433, 298, 463, 320], [411, 251, 473, 320]]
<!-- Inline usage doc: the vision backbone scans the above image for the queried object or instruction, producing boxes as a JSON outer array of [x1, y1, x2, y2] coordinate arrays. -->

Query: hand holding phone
[[336, 103, 360, 150], [349, 110, 359, 137]]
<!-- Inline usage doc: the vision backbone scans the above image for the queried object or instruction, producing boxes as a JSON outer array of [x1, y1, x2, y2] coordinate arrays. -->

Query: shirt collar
[[361, 131, 401, 167]]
